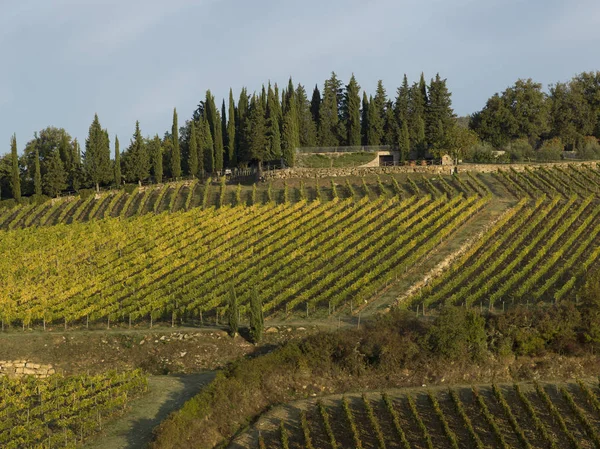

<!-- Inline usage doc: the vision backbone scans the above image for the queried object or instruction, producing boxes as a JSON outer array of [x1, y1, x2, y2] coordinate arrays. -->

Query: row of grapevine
[[0, 370, 147, 449], [250, 381, 600, 449]]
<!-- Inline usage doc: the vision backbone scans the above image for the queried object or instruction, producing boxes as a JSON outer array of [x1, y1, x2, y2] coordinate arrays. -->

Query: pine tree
[[395, 74, 410, 125], [188, 122, 199, 177], [318, 73, 343, 146], [296, 84, 317, 147], [426, 73, 455, 149], [408, 81, 428, 156], [227, 284, 239, 337], [149, 135, 164, 183], [83, 114, 112, 191], [123, 121, 150, 183], [171, 108, 181, 178], [342, 74, 361, 146], [10, 134, 20, 201], [43, 149, 67, 197], [114, 136, 121, 187], [249, 287, 264, 343], [361, 92, 369, 145], [227, 89, 236, 167], [33, 143, 42, 196]]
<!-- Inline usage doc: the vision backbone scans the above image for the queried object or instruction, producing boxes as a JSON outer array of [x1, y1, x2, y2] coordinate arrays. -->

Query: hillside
[[235, 381, 600, 449]]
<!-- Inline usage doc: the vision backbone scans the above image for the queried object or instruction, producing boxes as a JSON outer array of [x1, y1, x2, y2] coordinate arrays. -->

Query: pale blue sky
[[1, 0, 599, 153]]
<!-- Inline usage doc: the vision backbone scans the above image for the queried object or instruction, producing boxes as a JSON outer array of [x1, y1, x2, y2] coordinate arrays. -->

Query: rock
[[139, 340, 145, 345], [297, 327, 306, 331], [265, 327, 279, 333], [180, 352, 187, 358], [159, 336, 166, 341], [25, 363, 41, 369]]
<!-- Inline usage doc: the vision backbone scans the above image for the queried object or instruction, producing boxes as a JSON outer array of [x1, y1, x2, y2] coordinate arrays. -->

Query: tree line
[[0, 72, 455, 200], [470, 71, 600, 161]]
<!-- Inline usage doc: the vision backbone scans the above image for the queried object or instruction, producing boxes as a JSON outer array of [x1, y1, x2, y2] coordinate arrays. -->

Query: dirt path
[[85, 373, 215, 449]]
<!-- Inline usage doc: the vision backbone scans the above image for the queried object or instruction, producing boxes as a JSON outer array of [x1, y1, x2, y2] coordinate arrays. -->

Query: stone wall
[[263, 161, 600, 180], [0, 360, 55, 378]]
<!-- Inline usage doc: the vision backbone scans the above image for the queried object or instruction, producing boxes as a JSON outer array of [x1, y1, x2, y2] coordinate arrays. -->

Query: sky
[[1, 0, 599, 154]]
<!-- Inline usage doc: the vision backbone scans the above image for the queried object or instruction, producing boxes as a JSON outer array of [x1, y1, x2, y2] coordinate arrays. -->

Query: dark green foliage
[[114, 136, 121, 187], [318, 72, 344, 146], [249, 287, 264, 344], [427, 307, 487, 361], [43, 149, 67, 197], [310, 85, 321, 129], [202, 117, 214, 173], [205, 91, 224, 172], [369, 80, 387, 145], [246, 95, 268, 164], [236, 88, 250, 163], [296, 84, 317, 147], [148, 135, 163, 183], [188, 122, 199, 177], [33, 143, 41, 196], [227, 89, 236, 167], [342, 74, 361, 146], [426, 73, 455, 149], [122, 121, 150, 183], [361, 92, 369, 145], [266, 85, 282, 161], [398, 121, 410, 162], [171, 109, 181, 178], [227, 284, 239, 336], [83, 114, 112, 191]]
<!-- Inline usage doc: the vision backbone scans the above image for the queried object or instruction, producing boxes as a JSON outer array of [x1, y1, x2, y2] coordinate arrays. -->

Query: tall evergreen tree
[[236, 88, 250, 163], [123, 121, 150, 183], [10, 135, 20, 201], [247, 94, 268, 167], [114, 136, 121, 187], [33, 142, 42, 196], [227, 89, 236, 167], [149, 135, 164, 183], [318, 73, 343, 146], [43, 149, 67, 197], [202, 117, 214, 173], [83, 114, 112, 191], [370, 80, 387, 145], [282, 94, 300, 167], [398, 121, 410, 163], [426, 74, 455, 149], [342, 74, 362, 146], [408, 82, 428, 156], [188, 122, 199, 177], [171, 108, 181, 178], [366, 95, 379, 145], [383, 102, 399, 145], [394, 74, 410, 126], [266, 84, 282, 160], [205, 91, 224, 172], [221, 100, 228, 166], [296, 84, 317, 147], [70, 139, 83, 191], [310, 85, 321, 129], [361, 92, 369, 145]]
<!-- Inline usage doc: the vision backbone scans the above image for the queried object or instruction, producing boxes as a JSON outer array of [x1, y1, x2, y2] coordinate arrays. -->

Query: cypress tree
[[408, 81, 427, 155], [383, 103, 399, 145], [395, 74, 410, 126], [10, 135, 21, 201], [221, 99, 228, 166], [205, 91, 224, 172], [370, 80, 387, 145], [342, 74, 361, 146], [426, 73, 455, 149], [266, 85, 282, 160], [361, 92, 369, 145], [33, 142, 42, 196], [236, 88, 250, 163], [227, 89, 236, 167], [171, 108, 181, 178], [228, 284, 239, 337], [58, 133, 73, 179], [310, 85, 321, 129], [202, 117, 214, 173], [43, 150, 67, 197], [71, 139, 82, 191], [247, 95, 268, 168], [249, 287, 264, 343], [83, 114, 112, 192], [296, 84, 317, 147], [399, 121, 410, 163], [318, 73, 343, 147], [188, 122, 199, 177], [114, 136, 121, 187], [366, 95, 379, 145]]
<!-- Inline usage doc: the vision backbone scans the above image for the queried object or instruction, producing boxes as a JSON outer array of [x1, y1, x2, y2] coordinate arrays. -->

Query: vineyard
[[0, 173, 484, 232], [0, 177, 488, 328], [0, 370, 147, 449], [240, 380, 600, 449], [409, 164, 600, 310]]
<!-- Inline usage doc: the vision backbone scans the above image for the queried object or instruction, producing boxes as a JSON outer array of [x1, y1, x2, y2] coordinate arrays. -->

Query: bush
[[536, 138, 563, 161], [78, 188, 96, 199], [426, 307, 487, 361], [465, 142, 496, 163], [577, 136, 600, 160], [0, 199, 17, 210], [123, 184, 138, 194], [505, 138, 535, 162], [31, 194, 50, 206]]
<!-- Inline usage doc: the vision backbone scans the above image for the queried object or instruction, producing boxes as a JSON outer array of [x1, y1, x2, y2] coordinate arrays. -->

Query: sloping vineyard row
[[0, 187, 486, 327], [0, 370, 147, 449], [246, 381, 600, 449], [0, 174, 473, 231]]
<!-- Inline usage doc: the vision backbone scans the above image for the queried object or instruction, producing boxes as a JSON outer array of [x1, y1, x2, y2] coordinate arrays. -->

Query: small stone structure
[[441, 154, 453, 166], [0, 360, 55, 378]]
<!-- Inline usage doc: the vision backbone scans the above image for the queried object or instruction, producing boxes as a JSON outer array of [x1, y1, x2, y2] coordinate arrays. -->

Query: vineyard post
[[200, 310, 203, 326], [171, 311, 175, 328], [43, 317, 46, 331], [338, 315, 341, 329], [423, 302, 426, 316], [357, 312, 361, 329], [416, 304, 419, 317], [86, 315, 89, 329], [64, 317, 67, 331], [107, 316, 110, 330], [150, 313, 153, 329], [306, 303, 309, 319], [129, 314, 132, 329]]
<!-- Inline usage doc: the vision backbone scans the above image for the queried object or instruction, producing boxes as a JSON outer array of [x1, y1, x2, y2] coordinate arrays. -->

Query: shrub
[[536, 138, 563, 161]]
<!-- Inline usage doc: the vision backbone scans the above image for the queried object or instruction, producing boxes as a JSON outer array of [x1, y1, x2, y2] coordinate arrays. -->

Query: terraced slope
[[236, 380, 600, 449]]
